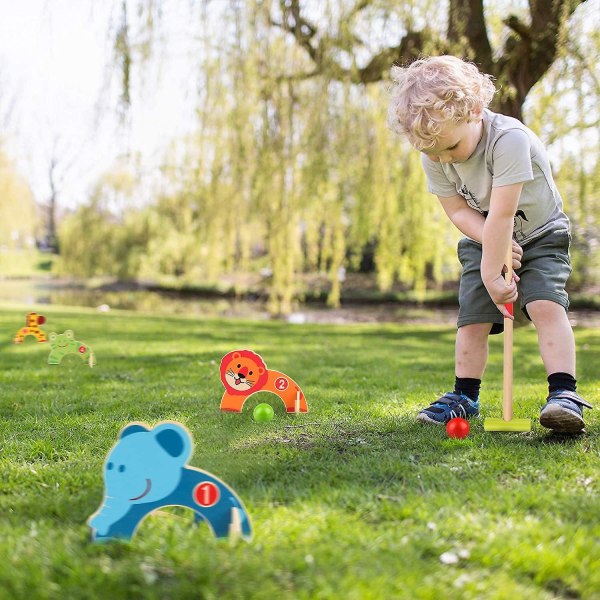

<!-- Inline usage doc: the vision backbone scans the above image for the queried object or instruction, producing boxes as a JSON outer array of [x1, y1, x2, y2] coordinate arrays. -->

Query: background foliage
[[1, 1, 598, 314], [0, 151, 38, 250]]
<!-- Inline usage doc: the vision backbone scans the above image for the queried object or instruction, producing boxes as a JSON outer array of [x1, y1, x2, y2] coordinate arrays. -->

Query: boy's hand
[[483, 269, 520, 319], [511, 240, 523, 271]]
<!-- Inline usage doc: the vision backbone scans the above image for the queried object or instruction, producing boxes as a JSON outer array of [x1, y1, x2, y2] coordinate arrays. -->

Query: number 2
[[275, 377, 288, 391]]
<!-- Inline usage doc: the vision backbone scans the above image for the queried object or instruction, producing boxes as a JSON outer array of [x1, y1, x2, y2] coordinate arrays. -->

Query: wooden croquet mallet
[[484, 244, 531, 432]]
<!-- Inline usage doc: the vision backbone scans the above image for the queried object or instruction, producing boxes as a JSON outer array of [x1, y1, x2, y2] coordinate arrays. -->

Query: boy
[[387, 55, 592, 432]]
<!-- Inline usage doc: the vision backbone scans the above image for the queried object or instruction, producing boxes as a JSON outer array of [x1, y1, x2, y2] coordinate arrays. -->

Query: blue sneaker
[[417, 392, 480, 425], [540, 390, 592, 433]]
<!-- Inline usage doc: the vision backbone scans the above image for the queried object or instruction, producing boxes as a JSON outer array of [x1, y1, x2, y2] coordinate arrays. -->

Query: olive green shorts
[[457, 229, 571, 334]]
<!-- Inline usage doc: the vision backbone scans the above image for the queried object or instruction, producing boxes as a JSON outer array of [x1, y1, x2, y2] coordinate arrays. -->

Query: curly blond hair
[[387, 55, 496, 150]]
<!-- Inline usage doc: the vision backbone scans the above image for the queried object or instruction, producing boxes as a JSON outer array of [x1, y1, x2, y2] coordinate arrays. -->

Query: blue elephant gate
[[88, 421, 252, 542]]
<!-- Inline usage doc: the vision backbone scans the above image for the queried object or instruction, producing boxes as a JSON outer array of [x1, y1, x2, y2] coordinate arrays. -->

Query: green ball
[[253, 403, 274, 423]]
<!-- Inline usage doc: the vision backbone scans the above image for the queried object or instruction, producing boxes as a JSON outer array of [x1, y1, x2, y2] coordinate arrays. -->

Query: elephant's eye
[[118, 465, 126, 473], [107, 462, 114, 470], [237, 364, 241, 368], [249, 371, 253, 375]]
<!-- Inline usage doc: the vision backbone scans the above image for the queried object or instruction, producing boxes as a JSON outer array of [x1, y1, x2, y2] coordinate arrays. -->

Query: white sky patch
[[0, 0, 198, 209]]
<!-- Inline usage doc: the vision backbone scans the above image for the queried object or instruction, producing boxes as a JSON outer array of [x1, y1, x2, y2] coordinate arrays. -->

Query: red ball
[[446, 418, 470, 439]]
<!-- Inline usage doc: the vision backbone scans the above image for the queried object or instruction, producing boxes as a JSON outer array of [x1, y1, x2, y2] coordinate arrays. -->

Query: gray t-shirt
[[421, 109, 569, 244]]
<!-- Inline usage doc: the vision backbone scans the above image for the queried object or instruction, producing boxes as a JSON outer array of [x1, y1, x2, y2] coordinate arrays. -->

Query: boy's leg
[[516, 230, 592, 432], [418, 325, 493, 425], [417, 238, 501, 425], [526, 299, 592, 431], [526, 300, 575, 376], [456, 322, 493, 378]]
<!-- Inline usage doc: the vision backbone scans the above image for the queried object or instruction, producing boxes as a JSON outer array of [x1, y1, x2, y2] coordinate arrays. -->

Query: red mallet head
[[446, 418, 470, 439]]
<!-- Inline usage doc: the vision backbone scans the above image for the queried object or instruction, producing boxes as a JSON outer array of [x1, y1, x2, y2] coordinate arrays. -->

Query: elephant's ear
[[119, 423, 150, 439], [153, 422, 192, 463]]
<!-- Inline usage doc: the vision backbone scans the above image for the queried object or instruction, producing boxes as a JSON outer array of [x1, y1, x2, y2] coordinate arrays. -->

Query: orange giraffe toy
[[220, 350, 308, 413], [13, 312, 48, 343]]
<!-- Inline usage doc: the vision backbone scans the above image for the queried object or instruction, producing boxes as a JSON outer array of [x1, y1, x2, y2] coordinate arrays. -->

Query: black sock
[[548, 372, 576, 393], [454, 377, 481, 401]]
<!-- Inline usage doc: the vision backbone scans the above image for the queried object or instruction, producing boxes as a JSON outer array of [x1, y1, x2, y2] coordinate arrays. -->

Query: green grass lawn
[[0, 305, 598, 600]]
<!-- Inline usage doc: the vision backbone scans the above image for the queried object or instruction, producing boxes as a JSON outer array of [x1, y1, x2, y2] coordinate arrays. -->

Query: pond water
[[0, 277, 461, 325], [1, 277, 597, 326], [0, 277, 269, 318]]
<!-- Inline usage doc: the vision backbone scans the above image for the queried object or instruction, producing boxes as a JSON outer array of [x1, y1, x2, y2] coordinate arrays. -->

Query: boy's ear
[[471, 107, 483, 120]]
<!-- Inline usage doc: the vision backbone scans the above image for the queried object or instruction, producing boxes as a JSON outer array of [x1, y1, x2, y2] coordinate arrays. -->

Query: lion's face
[[220, 350, 268, 395]]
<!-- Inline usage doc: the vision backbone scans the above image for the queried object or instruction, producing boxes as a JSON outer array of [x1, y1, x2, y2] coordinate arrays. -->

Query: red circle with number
[[193, 482, 220, 507], [275, 377, 289, 391]]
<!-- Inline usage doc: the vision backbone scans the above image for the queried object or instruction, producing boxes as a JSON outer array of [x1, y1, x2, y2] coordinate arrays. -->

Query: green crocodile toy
[[48, 330, 95, 368]]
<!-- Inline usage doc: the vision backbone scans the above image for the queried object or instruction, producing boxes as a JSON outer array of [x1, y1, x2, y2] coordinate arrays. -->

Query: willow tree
[[98, 0, 594, 312], [266, 0, 594, 298], [0, 151, 38, 249], [526, 9, 600, 287], [272, 0, 588, 121]]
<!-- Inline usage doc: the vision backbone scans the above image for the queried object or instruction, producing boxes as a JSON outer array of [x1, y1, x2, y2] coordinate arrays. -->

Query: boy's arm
[[437, 194, 485, 241], [481, 183, 524, 318], [438, 194, 523, 267]]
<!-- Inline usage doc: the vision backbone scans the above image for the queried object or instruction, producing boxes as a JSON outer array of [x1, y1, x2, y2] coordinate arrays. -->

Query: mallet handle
[[503, 245, 513, 421]]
